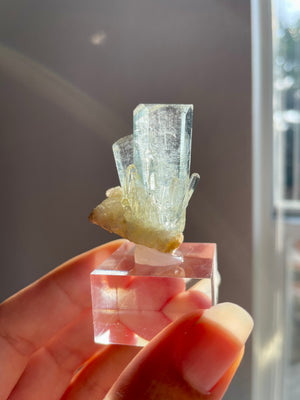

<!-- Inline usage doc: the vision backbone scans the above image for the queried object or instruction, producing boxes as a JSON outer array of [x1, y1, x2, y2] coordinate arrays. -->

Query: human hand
[[0, 240, 253, 400]]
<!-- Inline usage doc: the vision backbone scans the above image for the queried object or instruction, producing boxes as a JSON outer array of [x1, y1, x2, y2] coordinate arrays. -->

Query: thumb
[[106, 303, 253, 400]]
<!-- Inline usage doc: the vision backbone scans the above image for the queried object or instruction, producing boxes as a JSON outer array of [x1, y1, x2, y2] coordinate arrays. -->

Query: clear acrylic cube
[[91, 240, 218, 346]]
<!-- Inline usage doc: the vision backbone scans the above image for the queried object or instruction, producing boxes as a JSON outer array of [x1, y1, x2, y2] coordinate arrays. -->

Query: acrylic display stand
[[91, 240, 218, 346]]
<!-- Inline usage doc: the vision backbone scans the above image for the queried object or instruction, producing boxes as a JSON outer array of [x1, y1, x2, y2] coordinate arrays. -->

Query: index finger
[[0, 239, 125, 400]]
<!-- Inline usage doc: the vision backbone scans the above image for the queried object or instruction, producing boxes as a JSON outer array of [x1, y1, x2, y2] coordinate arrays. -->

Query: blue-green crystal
[[112, 104, 199, 237]]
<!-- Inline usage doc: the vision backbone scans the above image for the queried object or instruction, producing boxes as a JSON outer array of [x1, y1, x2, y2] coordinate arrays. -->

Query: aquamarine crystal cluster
[[90, 104, 199, 253]]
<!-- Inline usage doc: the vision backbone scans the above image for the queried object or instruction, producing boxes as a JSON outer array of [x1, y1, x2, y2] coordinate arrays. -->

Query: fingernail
[[181, 302, 253, 394]]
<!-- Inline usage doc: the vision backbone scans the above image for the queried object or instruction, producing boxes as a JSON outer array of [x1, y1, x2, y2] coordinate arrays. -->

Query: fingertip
[[88, 238, 127, 259], [180, 303, 253, 394], [60, 238, 127, 272], [201, 302, 254, 345]]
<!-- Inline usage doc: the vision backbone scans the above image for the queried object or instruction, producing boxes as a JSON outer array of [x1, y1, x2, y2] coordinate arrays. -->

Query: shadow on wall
[[0, 43, 127, 141]]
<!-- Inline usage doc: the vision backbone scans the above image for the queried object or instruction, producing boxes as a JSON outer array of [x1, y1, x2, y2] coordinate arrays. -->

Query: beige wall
[[0, 1, 252, 398]]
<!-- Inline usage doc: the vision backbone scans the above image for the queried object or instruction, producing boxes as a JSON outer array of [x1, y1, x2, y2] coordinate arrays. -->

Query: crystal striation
[[89, 104, 200, 253]]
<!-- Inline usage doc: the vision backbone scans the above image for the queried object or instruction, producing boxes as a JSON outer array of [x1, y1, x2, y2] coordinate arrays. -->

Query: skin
[[0, 240, 251, 400]]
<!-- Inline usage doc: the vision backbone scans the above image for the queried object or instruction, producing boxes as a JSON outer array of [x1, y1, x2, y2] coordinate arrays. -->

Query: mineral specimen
[[89, 104, 199, 253]]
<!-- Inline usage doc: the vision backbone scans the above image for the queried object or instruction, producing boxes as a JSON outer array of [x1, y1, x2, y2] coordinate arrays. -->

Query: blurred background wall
[[0, 1, 252, 398]]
